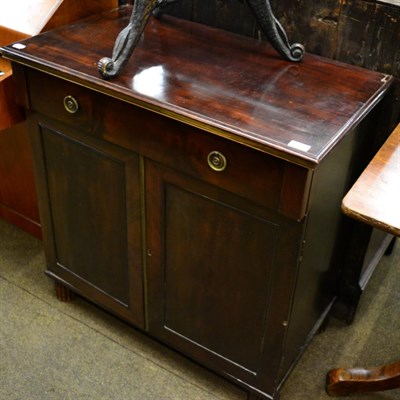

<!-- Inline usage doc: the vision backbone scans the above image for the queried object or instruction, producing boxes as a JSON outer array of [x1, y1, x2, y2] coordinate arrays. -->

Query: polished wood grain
[[25, 67, 312, 221], [164, 1, 400, 138], [342, 123, 400, 236], [327, 124, 400, 396], [0, 6, 392, 166]]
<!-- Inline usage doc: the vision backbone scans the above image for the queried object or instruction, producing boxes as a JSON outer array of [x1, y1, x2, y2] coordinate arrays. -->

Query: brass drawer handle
[[63, 95, 79, 114], [207, 151, 227, 172]]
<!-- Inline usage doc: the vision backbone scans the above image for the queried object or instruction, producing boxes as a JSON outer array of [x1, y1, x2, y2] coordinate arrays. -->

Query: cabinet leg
[[330, 222, 372, 324], [55, 282, 75, 302], [326, 360, 400, 396]]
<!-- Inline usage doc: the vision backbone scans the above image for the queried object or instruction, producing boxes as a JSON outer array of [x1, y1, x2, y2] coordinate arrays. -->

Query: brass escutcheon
[[63, 95, 79, 114], [207, 151, 227, 172]]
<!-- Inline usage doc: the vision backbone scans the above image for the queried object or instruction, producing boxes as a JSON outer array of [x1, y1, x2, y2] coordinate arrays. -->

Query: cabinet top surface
[[0, 6, 392, 165]]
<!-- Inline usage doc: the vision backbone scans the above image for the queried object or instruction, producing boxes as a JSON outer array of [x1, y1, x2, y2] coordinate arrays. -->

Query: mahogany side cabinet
[[0, 6, 393, 399]]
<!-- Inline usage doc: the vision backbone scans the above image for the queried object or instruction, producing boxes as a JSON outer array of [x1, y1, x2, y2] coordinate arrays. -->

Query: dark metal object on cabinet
[[98, 0, 305, 78]]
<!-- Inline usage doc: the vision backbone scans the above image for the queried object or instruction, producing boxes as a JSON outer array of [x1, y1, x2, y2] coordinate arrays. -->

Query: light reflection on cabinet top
[[0, 6, 393, 166]]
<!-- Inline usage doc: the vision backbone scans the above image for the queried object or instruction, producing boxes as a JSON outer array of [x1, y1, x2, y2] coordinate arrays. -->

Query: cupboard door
[[33, 122, 144, 328], [145, 160, 304, 394]]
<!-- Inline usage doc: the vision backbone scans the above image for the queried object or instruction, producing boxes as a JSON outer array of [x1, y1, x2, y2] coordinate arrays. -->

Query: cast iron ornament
[[98, 0, 305, 79]]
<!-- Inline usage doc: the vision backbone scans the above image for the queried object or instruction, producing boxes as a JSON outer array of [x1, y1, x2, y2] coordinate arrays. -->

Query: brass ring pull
[[207, 151, 227, 172], [63, 95, 79, 114]]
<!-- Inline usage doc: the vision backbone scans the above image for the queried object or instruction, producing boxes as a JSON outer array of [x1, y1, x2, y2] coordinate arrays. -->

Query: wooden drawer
[[100, 90, 312, 221], [27, 69, 94, 131], [27, 69, 311, 220]]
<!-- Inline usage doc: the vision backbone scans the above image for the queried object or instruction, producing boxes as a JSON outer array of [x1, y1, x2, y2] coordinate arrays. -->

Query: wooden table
[[327, 123, 400, 396]]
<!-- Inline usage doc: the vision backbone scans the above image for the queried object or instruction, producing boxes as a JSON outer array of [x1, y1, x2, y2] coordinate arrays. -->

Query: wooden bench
[[326, 123, 400, 396]]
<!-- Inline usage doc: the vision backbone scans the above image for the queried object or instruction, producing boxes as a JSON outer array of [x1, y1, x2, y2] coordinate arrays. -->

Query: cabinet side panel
[[277, 121, 371, 383]]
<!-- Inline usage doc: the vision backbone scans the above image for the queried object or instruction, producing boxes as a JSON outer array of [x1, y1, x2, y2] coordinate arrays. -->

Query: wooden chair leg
[[55, 282, 75, 302], [326, 360, 400, 396]]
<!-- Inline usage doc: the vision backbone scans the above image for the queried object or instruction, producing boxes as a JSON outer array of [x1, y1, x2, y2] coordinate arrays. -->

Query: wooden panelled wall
[[121, 0, 400, 125]]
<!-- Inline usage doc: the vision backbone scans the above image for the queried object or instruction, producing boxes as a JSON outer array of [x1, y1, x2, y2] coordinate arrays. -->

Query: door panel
[[37, 124, 144, 327], [145, 159, 303, 391], [164, 183, 278, 372]]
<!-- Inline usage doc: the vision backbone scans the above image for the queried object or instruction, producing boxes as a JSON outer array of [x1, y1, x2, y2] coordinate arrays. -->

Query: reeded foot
[[98, 57, 116, 79], [98, 0, 160, 78], [55, 282, 75, 302], [326, 361, 400, 396]]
